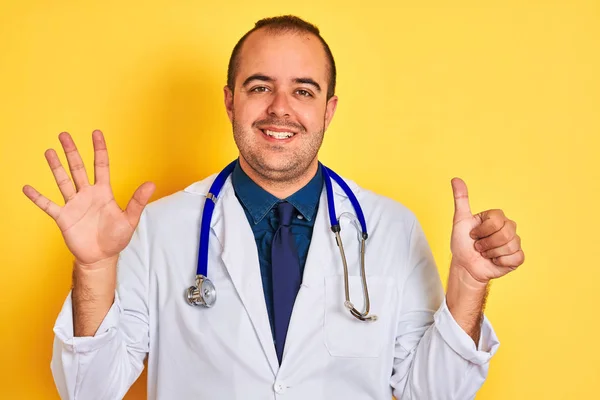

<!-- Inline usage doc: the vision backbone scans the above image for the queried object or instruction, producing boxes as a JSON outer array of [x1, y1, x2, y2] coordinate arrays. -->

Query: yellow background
[[1, 1, 598, 398]]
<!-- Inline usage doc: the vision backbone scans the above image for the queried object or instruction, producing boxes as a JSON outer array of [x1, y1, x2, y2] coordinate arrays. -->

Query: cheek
[[296, 104, 326, 130], [234, 97, 266, 124]]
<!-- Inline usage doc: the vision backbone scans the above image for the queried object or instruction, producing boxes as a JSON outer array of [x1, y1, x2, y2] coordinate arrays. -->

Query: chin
[[259, 157, 296, 175], [245, 152, 300, 180]]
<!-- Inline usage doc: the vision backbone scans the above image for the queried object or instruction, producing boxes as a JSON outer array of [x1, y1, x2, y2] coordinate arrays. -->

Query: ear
[[323, 95, 338, 131], [223, 85, 234, 123]]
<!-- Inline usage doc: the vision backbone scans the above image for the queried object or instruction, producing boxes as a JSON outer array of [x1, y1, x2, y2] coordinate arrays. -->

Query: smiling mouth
[[260, 129, 296, 140]]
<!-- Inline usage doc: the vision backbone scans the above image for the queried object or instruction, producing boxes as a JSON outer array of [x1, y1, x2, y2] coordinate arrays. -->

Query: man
[[24, 15, 524, 399]]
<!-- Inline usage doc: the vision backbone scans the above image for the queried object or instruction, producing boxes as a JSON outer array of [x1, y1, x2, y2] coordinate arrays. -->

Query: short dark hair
[[227, 15, 337, 100]]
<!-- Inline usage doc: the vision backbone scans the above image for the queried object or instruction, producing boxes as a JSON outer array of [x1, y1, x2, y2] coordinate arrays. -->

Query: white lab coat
[[51, 171, 499, 400]]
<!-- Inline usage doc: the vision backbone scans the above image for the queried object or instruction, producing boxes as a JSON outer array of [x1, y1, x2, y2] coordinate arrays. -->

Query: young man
[[24, 15, 524, 399]]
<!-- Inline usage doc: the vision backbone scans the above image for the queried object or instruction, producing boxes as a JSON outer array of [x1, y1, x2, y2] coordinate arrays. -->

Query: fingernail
[[475, 242, 482, 251]]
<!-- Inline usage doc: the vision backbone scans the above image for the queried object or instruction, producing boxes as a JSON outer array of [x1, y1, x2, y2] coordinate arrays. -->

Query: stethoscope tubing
[[191, 160, 377, 321]]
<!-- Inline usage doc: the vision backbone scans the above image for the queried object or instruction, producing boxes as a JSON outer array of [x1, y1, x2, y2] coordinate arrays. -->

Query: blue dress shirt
[[231, 160, 323, 338]]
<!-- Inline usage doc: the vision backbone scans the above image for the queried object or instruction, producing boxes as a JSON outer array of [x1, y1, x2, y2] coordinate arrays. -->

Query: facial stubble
[[232, 113, 326, 185]]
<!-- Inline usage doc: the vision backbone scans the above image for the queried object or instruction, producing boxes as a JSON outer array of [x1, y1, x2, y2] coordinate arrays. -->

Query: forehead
[[236, 29, 329, 86]]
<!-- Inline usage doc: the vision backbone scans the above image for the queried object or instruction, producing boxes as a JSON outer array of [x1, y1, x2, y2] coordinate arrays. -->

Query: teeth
[[265, 130, 294, 139]]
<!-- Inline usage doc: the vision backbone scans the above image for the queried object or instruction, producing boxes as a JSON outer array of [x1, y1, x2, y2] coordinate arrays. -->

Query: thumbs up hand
[[450, 178, 524, 286]]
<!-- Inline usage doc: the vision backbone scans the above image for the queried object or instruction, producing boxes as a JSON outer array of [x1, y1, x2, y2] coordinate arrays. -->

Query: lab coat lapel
[[210, 179, 279, 375], [298, 189, 338, 286]]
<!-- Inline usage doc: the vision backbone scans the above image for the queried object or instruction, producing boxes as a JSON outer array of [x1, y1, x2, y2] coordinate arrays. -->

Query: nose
[[267, 90, 292, 118]]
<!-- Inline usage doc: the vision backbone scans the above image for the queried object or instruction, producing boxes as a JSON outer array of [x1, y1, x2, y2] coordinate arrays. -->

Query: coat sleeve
[[390, 217, 500, 399], [50, 211, 150, 400]]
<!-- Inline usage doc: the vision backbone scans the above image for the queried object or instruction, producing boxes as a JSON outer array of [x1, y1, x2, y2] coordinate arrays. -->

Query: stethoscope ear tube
[[323, 165, 376, 322], [334, 230, 377, 322]]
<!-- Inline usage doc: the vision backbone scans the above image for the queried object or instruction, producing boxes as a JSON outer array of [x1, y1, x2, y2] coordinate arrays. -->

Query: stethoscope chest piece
[[186, 275, 217, 307]]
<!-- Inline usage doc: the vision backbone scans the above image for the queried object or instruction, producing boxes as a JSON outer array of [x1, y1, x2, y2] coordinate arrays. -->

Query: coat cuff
[[433, 298, 500, 365], [53, 291, 121, 354]]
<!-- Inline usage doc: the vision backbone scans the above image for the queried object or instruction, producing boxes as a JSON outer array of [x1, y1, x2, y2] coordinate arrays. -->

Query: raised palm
[[23, 130, 155, 267]]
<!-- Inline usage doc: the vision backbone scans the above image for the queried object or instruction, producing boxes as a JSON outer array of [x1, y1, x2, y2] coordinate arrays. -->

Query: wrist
[[449, 260, 489, 289], [74, 255, 119, 272], [72, 256, 118, 297], [447, 263, 488, 307]]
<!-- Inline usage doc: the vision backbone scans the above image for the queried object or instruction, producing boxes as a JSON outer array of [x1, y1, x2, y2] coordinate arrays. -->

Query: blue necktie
[[271, 201, 302, 365]]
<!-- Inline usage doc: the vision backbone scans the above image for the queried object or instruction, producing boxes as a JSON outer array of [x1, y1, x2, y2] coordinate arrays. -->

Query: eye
[[250, 86, 270, 93], [296, 89, 313, 97]]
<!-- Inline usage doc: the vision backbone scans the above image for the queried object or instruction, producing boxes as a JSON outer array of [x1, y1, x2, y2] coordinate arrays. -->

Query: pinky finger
[[492, 250, 525, 269], [22, 185, 62, 220]]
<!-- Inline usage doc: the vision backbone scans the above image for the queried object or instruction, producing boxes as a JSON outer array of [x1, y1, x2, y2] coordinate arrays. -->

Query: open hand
[[23, 130, 155, 267]]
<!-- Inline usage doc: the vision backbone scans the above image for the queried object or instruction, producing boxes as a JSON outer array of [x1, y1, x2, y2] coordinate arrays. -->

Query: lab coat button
[[273, 382, 286, 394]]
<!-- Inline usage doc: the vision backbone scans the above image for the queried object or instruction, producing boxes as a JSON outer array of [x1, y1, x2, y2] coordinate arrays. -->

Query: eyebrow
[[242, 74, 274, 87], [242, 74, 322, 92], [294, 77, 321, 92]]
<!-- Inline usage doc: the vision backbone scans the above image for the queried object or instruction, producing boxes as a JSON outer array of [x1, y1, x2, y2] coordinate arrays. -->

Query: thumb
[[451, 177, 472, 223], [125, 181, 156, 228]]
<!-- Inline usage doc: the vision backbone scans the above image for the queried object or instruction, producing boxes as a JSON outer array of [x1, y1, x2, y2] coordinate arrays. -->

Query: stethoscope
[[186, 160, 378, 322]]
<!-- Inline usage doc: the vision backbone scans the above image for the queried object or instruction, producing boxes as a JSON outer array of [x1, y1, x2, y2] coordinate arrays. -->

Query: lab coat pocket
[[324, 275, 395, 358]]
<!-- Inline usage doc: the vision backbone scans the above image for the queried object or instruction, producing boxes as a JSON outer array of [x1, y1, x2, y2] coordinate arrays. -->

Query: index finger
[[470, 209, 506, 239]]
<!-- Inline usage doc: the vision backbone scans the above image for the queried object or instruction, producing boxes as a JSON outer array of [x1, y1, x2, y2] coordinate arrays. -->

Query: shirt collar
[[285, 165, 322, 222], [231, 160, 323, 224]]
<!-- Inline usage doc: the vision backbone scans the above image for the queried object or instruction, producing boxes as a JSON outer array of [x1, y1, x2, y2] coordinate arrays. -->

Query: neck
[[239, 156, 319, 199]]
